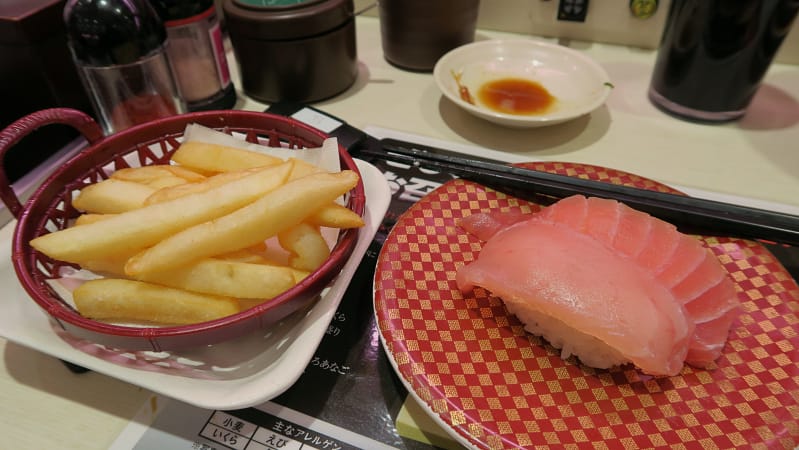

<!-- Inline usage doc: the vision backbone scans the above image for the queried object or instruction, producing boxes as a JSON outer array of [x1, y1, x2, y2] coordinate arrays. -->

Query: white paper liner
[[182, 122, 341, 173]]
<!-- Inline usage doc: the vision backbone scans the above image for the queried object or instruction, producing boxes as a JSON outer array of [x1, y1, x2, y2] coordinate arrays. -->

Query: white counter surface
[[246, 19, 799, 210], [1, 16, 798, 449]]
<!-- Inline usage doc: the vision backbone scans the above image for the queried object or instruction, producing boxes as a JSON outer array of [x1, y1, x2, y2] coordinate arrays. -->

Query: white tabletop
[[1, 15, 798, 449]]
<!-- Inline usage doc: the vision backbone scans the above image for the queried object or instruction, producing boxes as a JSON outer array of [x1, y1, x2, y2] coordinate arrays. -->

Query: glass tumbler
[[648, 0, 799, 122], [76, 51, 184, 136]]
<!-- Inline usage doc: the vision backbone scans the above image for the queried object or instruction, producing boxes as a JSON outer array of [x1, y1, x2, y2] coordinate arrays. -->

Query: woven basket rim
[[10, 110, 366, 351]]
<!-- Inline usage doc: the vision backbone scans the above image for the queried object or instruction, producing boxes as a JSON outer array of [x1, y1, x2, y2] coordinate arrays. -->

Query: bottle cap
[[64, 0, 167, 66]]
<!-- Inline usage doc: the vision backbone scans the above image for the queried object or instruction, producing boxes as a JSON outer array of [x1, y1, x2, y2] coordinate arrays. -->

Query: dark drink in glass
[[648, 0, 799, 122]]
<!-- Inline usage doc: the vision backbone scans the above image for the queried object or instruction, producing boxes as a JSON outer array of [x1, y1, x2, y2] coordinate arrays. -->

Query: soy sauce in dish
[[477, 78, 555, 115]]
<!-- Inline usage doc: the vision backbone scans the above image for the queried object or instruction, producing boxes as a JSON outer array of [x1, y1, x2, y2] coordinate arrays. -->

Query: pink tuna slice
[[458, 195, 740, 372], [457, 220, 693, 376], [456, 210, 533, 242]]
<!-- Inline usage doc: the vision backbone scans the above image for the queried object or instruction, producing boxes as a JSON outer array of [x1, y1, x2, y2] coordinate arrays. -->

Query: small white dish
[[433, 39, 613, 128]]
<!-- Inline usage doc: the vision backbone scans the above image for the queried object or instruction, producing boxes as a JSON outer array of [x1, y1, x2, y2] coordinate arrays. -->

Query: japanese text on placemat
[[199, 410, 362, 450]]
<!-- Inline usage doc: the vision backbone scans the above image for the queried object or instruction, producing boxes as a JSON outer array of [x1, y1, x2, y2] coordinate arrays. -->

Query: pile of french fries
[[30, 136, 363, 326]]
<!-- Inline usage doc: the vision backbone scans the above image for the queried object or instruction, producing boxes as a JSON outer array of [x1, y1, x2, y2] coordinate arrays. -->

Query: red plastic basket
[[0, 108, 365, 351]]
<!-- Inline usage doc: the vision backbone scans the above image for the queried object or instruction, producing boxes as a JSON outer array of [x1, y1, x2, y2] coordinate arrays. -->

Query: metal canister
[[223, 0, 358, 103]]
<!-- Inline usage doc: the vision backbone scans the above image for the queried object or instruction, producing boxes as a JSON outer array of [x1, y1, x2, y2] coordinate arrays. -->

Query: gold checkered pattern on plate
[[374, 162, 799, 449]]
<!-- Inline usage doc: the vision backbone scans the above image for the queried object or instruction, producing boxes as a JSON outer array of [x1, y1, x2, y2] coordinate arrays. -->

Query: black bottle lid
[[149, 0, 214, 22], [64, 0, 167, 66]]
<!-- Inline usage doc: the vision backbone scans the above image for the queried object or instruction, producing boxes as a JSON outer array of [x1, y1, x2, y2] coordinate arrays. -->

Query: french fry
[[290, 268, 311, 284], [74, 213, 112, 226], [288, 157, 325, 179], [81, 255, 130, 276], [138, 175, 190, 190], [134, 258, 298, 299], [171, 141, 283, 173], [144, 158, 322, 205], [110, 165, 207, 189], [217, 244, 310, 280], [232, 266, 311, 312], [72, 178, 156, 213], [216, 244, 271, 264], [143, 166, 357, 227], [111, 165, 206, 183], [144, 157, 329, 206], [82, 250, 301, 300], [233, 265, 311, 312], [30, 161, 294, 264], [143, 166, 265, 205], [164, 165, 209, 181], [307, 203, 364, 229], [125, 170, 360, 275], [278, 223, 331, 271], [73, 278, 240, 325], [148, 146, 329, 202]]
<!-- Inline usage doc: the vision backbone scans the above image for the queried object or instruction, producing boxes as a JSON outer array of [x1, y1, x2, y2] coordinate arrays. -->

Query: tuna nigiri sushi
[[456, 195, 739, 376]]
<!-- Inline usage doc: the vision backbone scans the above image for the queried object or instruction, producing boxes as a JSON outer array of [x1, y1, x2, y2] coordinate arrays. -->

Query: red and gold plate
[[373, 162, 799, 449]]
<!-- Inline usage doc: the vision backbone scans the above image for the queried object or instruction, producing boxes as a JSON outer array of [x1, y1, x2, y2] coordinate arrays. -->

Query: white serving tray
[[0, 159, 390, 411]]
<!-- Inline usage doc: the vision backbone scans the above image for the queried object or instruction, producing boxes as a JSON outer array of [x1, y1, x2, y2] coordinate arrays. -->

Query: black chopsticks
[[359, 138, 799, 246]]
